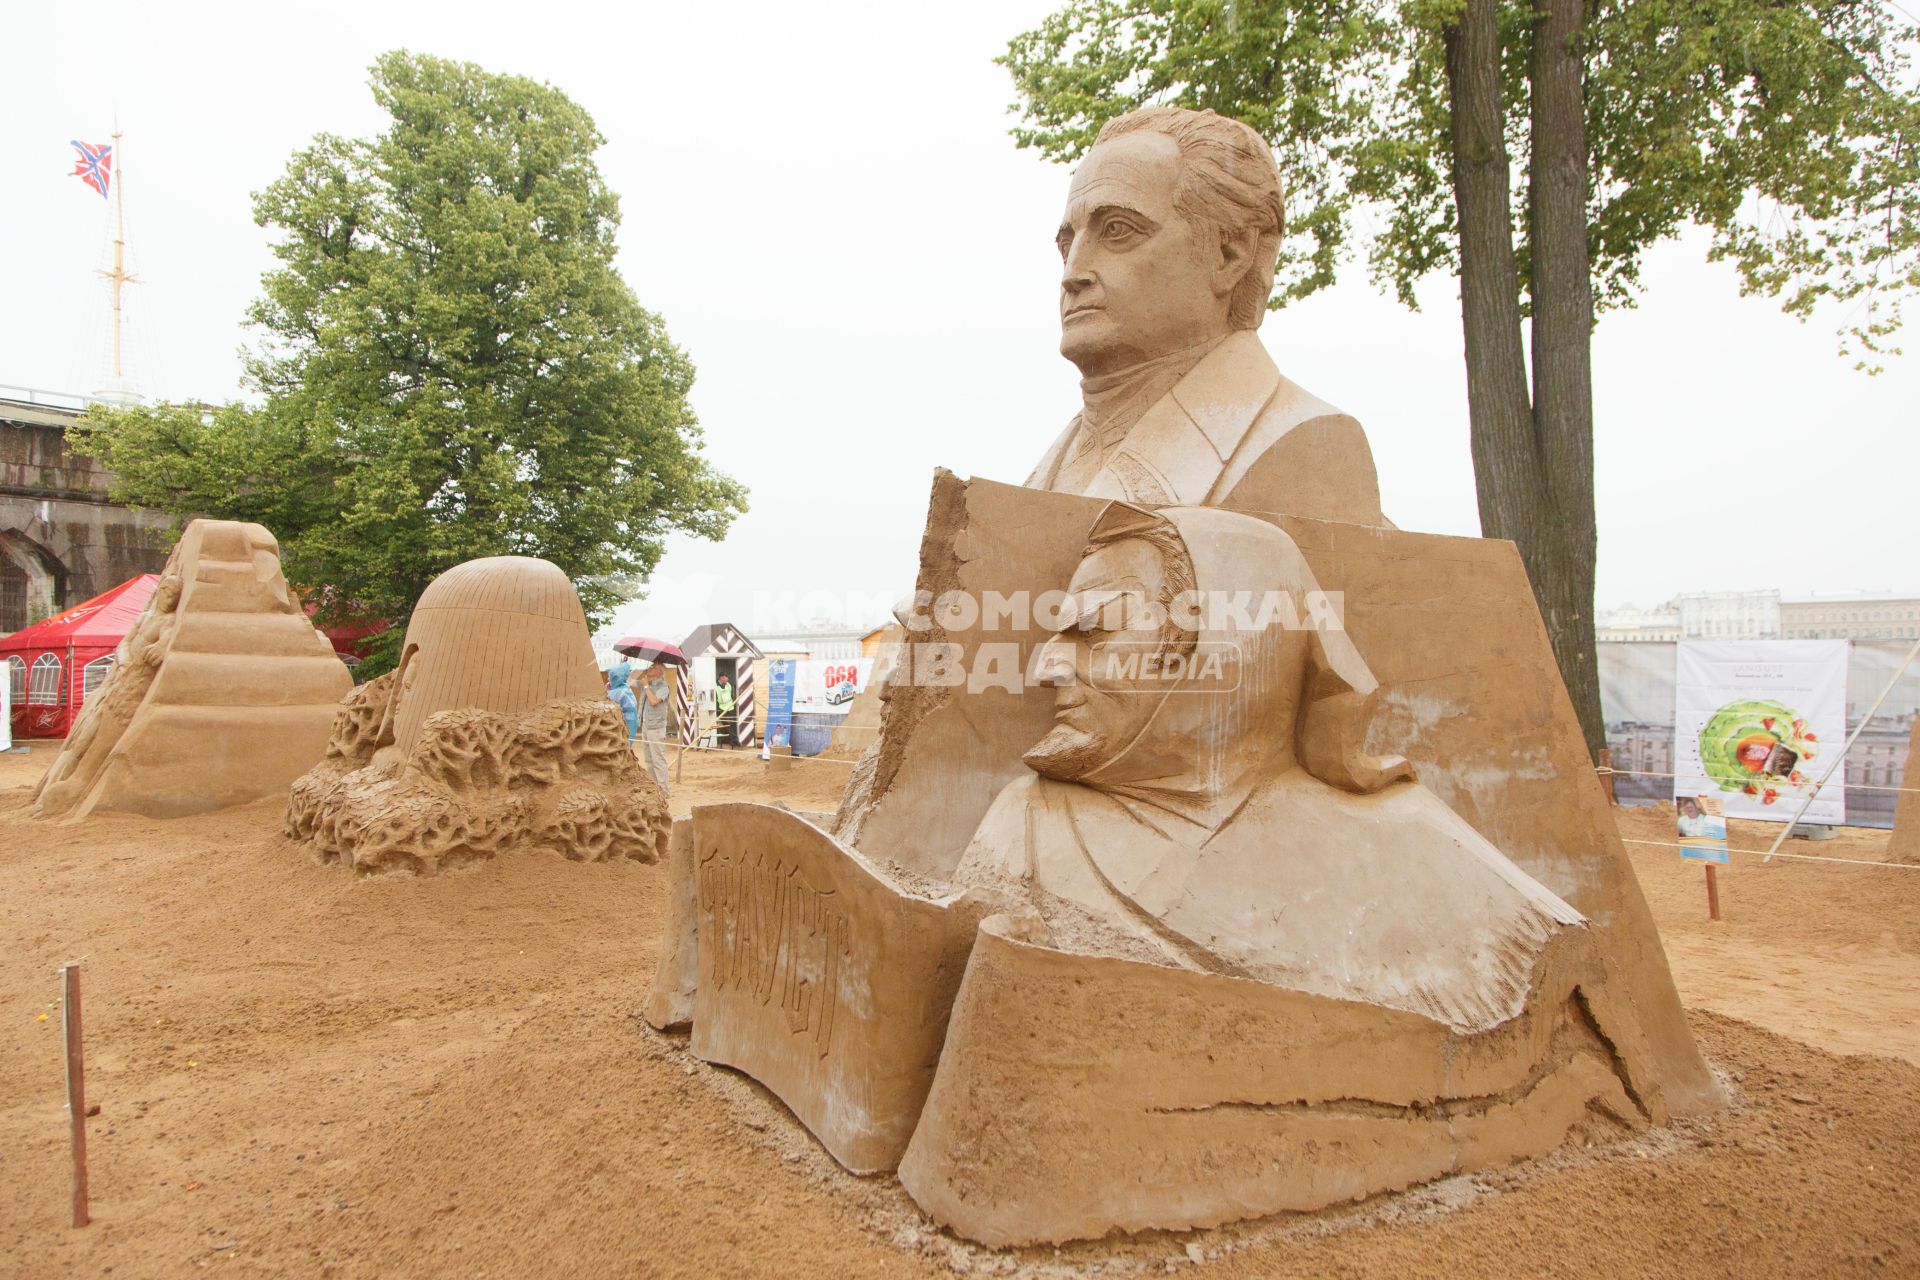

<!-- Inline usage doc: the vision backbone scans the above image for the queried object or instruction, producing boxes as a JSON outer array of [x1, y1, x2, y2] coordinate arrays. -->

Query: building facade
[[0, 390, 172, 634], [1600, 589, 1920, 644]]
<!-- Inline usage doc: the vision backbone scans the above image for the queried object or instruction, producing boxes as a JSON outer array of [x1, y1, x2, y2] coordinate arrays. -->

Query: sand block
[[899, 915, 1654, 1247], [683, 803, 996, 1173], [835, 473, 1719, 1117], [643, 818, 700, 1029], [34, 519, 352, 820]]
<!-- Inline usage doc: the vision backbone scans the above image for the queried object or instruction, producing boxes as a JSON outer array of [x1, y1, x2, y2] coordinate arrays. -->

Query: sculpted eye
[[1102, 218, 1138, 241]]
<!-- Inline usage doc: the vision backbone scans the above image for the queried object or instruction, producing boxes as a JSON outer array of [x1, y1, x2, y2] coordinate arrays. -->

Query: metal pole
[[61, 965, 89, 1228], [112, 130, 124, 377], [1762, 634, 1920, 861]]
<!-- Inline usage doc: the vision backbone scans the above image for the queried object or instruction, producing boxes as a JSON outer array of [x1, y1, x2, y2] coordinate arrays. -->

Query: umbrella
[[613, 635, 689, 666]]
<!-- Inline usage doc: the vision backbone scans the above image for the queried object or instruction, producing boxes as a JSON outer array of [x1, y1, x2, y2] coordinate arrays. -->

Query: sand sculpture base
[[34, 519, 351, 820], [650, 803, 1664, 1245], [288, 678, 670, 875], [900, 917, 1650, 1246]]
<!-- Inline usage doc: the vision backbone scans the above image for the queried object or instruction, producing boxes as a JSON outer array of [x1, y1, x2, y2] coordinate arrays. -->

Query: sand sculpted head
[[1023, 502, 1411, 805], [1057, 107, 1284, 376]]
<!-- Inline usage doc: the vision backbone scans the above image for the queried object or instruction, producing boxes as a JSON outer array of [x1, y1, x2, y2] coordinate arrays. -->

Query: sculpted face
[[1024, 539, 1172, 781], [1056, 132, 1245, 377]]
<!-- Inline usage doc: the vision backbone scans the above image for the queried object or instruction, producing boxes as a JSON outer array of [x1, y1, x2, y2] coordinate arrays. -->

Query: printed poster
[[1673, 640, 1849, 824], [1676, 792, 1730, 864], [792, 658, 873, 718], [766, 659, 794, 749]]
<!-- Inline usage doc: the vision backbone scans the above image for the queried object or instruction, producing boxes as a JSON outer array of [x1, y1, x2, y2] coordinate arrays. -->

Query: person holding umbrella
[[611, 635, 689, 785], [637, 661, 671, 791]]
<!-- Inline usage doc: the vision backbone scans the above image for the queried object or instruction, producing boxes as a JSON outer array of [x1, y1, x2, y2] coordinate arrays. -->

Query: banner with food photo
[[1673, 640, 1849, 824]]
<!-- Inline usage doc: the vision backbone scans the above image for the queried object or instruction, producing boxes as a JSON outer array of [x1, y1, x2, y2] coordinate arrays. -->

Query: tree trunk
[[1445, 0, 1607, 761], [1527, 0, 1605, 758]]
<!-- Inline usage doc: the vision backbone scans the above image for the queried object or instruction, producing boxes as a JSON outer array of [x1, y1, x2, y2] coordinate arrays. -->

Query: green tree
[[1001, 0, 1919, 755], [73, 50, 746, 671]]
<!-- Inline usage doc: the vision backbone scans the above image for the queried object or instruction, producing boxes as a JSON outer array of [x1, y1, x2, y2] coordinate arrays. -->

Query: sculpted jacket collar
[[1028, 328, 1281, 506]]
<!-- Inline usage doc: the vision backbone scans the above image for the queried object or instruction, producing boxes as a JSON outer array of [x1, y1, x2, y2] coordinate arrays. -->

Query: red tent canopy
[[2, 573, 371, 739], [1, 574, 158, 739]]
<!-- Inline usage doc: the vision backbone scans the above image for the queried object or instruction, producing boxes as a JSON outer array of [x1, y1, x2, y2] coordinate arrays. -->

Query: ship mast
[[97, 128, 138, 379]]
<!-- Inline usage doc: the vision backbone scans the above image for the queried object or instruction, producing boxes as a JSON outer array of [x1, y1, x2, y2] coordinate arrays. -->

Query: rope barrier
[[1597, 766, 1920, 795], [664, 740, 861, 767], [1619, 837, 1914, 871]]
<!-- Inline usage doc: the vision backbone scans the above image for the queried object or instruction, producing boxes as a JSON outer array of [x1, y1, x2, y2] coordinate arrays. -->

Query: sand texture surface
[[2, 745, 1916, 1278]]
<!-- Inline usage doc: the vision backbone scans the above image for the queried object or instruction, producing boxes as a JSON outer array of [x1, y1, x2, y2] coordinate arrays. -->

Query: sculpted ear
[[1212, 221, 1261, 299], [1296, 622, 1415, 795]]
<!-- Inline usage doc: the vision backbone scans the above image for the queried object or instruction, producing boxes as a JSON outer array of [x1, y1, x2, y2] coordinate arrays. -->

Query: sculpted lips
[[1062, 305, 1103, 321]]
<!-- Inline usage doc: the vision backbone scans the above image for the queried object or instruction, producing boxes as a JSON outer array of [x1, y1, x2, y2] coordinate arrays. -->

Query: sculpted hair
[[1093, 107, 1285, 330]]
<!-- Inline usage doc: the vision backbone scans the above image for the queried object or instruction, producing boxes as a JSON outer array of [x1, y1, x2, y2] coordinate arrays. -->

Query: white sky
[[3, 0, 1914, 643]]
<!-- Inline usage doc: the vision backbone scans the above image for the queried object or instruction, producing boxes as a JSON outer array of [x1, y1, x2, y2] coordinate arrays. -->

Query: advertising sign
[[793, 658, 873, 717], [1673, 640, 1849, 824], [1675, 792, 1730, 864], [766, 659, 795, 750]]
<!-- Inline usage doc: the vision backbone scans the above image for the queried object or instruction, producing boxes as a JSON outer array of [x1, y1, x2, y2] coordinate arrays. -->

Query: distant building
[[0, 388, 171, 634], [1599, 589, 1920, 644], [1781, 593, 1920, 641]]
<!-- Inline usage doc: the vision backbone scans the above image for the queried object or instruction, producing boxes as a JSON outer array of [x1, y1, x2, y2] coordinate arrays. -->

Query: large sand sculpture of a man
[[1032, 106, 1381, 524]]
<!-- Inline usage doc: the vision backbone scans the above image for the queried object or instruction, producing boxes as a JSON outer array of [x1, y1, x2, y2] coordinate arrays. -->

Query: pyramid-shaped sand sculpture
[[286, 555, 670, 874], [34, 519, 352, 820]]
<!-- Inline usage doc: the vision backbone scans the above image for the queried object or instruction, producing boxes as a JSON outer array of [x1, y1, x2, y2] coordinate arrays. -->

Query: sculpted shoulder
[[1210, 369, 1383, 525]]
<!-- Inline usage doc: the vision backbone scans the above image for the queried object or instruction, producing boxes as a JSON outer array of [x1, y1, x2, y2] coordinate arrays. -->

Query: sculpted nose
[[1032, 634, 1077, 688], [1060, 235, 1095, 297]]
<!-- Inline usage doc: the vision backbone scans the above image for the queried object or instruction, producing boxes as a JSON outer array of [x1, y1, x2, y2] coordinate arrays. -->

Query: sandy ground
[[2, 742, 1916, 1278]]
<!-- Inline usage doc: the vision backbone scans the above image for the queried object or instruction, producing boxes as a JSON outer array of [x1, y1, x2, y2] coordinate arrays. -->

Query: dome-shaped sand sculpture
[[286, 556, 670, 874], [34, 519, 352, 820]]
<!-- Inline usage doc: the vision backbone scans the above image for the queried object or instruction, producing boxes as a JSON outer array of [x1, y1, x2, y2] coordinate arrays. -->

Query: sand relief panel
[[696, 837, 851, 1057]]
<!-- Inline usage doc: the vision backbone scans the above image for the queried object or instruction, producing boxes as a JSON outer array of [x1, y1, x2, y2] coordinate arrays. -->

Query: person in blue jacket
[[606, 660, 639, 741]]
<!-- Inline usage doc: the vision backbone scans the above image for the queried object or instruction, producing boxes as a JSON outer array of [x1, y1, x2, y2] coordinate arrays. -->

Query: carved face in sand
[[1021, 503, 1413, 802], [1024, 533, 1193, 781], [1055, 109, 1283, 379], [1056, 134, 1233, 378]]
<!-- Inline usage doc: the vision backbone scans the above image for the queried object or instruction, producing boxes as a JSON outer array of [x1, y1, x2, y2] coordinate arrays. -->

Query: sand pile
[[1, 749, 1915, 1278]]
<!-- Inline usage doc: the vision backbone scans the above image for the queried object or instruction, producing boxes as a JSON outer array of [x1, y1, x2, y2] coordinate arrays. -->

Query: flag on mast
[[70, 140, 113, 199]]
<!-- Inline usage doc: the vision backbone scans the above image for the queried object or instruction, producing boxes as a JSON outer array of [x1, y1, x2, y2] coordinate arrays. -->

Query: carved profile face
[[1055, 131, 1247, 378], [1023, 537, 1178, 781]]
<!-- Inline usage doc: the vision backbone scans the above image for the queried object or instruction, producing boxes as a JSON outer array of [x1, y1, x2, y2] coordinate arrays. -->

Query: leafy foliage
[[73, 51, 746, 669], [1001, 0, 1920, 364]]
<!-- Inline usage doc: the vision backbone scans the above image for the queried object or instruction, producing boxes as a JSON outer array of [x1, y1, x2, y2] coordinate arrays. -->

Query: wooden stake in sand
[[61, 964, 89, 1227], [1704, 864, 1721, 922]]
